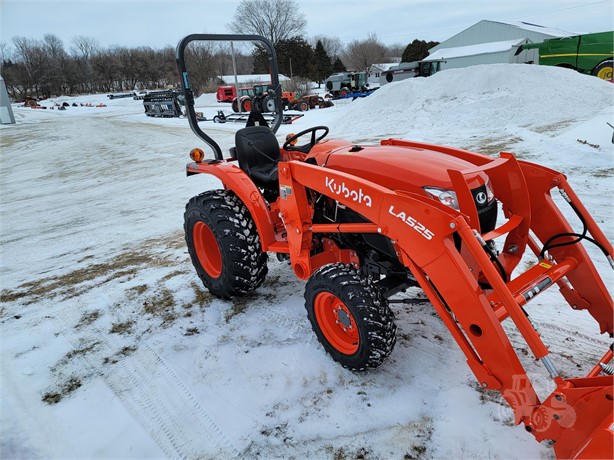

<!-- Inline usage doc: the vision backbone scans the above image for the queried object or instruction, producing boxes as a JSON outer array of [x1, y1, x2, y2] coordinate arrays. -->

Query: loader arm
[[278, 156, 613, 459]]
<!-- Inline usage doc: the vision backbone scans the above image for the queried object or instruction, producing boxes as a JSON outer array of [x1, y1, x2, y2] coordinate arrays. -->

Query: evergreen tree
[[253, 36, 314, 79], [313, 40, 333, 87], [401, 39, 439, 62], [276, 36, 314, 79], [332, 57, 346, 73]]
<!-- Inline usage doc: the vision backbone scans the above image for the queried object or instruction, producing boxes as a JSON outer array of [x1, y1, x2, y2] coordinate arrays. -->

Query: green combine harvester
[[516, 31, 613, 80]]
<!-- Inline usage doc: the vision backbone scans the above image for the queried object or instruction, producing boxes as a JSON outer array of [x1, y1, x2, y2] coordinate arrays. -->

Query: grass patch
[[75, 310, 101, 329], [110, 320, 134, 335], [142, 288, 178, 327], [42, 376, 82, 405], [2, 232, 183, 305]]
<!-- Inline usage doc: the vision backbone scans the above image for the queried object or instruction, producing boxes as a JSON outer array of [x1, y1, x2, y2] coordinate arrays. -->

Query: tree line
[[1, 0, 438, 100]]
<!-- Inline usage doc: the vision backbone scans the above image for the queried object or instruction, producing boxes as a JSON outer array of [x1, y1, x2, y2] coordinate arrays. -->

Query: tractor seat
[[235, 126, 281, 188]]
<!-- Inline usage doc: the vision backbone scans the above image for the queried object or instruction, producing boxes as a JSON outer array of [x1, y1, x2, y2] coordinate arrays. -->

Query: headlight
[[423, 187, 460, 211]]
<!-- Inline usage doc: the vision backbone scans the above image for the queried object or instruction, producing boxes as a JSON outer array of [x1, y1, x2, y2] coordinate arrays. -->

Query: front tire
[[184, 190, 267, 299], [304, 264, 396, 371]]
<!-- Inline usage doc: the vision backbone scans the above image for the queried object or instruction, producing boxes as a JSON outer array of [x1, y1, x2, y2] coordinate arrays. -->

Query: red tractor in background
[[177, 34, 613, 459], [218, 84, 332, 112], [216, 83, 295, 113]]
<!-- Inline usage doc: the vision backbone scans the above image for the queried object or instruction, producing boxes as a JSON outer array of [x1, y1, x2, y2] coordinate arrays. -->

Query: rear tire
[[231, 98, 239, 113], [304, 264, 396, 370], [184, 190, 267, 299], [240, 97, 252, 112], [593, 59, 613, 81], [263, 96, 276, 113]]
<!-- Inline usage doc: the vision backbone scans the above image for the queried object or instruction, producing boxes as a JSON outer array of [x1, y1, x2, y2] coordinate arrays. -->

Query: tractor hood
[[319, 142, 485, 192]]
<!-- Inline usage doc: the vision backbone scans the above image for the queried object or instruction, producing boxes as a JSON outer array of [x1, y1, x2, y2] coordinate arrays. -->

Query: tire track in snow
[[504, 317, 610, 378], [110, 344, 244, 459], [54, 305, 244, 459]]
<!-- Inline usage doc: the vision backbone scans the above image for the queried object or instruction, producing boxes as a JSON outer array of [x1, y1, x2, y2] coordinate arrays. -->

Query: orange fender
[[186, 161, 276, 250]]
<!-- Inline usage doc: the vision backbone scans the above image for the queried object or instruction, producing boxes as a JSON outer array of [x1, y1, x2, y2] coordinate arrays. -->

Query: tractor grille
[[472, 184, 498, 233]]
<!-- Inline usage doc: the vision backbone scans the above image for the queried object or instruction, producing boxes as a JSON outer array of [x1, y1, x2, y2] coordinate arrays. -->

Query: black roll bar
[[176, 34, 283, 160]]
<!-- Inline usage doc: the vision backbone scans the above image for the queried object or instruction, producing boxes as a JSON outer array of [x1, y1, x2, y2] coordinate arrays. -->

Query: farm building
[[217, 73, 290, 85], [422, 20, 574, 71]]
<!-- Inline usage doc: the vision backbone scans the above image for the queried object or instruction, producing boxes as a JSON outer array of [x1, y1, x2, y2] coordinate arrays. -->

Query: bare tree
[[184, 41, 217, 95], [386, 43, 405, 60], [70, 35, 100, 93], [341, 33, 389, 72], [0, 42, 10, 64], [70, 35, 100, 60], [12, 36, 47, 98], [228, 0, 306, 46], [41, 34, 68, 96]]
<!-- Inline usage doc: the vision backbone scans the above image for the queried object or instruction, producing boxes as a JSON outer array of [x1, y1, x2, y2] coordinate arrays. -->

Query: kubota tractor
[[176, 34, 613, 459]]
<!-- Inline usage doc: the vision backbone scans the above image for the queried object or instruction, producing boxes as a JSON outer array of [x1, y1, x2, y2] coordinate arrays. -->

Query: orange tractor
[[177, 34, 613, 459]]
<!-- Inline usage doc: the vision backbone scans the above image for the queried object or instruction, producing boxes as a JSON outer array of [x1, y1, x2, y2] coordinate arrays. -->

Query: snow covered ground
[[1, 64, 613, 459]]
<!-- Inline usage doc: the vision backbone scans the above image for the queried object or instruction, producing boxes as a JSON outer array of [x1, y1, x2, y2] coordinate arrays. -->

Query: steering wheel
[[283, 126, 329, 154]]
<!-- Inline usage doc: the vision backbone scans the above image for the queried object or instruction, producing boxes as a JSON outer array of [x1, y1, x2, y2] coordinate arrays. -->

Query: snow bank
[[331, 64, 614, 143]]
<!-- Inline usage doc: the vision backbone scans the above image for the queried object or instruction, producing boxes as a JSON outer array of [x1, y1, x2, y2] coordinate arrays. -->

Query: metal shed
[[424, 38, 529, 70], [424, 20, 574, 71]]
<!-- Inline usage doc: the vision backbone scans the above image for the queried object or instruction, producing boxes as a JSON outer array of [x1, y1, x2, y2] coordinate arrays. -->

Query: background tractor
[[323, 71, 376, 99], [230, 83, 295, 113], [176, 34, 613, 459]]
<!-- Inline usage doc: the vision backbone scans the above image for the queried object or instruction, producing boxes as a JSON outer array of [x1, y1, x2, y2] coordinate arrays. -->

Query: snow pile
[[331, 64, 614, 143]]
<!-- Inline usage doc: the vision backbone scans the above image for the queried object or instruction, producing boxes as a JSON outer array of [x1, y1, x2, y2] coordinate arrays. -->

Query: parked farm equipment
[[287, 95, 334, 111], [142, 90, 184, 118], [176, 34, 613, 459], [210, 110, 304, 125], [216, 85, 236, 103], [324, 71, 376, 99], [515, 31, 614, 81], [228, 83, 295, 113]]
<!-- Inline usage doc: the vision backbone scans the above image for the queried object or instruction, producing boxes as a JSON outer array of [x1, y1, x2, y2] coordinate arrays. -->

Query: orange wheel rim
[[244, 100, 252, 111], [314, 292, 359, 354], [193, 221, 222, 278]]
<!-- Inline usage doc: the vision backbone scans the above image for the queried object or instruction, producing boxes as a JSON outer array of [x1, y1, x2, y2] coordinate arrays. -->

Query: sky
[[0, 0, 612, 51]]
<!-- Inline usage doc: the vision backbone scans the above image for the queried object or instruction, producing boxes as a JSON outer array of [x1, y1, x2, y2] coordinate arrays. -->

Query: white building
[[218, 74, 290, 85], [423, 20, 574, 71], [368, 62, 401, 86]]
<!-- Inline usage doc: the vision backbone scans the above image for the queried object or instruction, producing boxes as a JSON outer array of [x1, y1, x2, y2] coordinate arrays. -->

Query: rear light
[[423, 187, 460, 211], [190, 148, 205, 162]]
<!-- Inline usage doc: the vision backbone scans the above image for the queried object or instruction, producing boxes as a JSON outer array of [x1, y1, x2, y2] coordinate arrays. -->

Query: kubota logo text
[[326, 177, 372, 207], [389, 205, 435, 240]]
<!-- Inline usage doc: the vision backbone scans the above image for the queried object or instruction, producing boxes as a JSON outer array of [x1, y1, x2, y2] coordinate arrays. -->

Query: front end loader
[[176, 34, 613, 459]]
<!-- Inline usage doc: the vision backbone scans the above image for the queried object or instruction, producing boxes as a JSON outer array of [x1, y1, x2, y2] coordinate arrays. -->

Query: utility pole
[[230, 42, 240, 112]]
